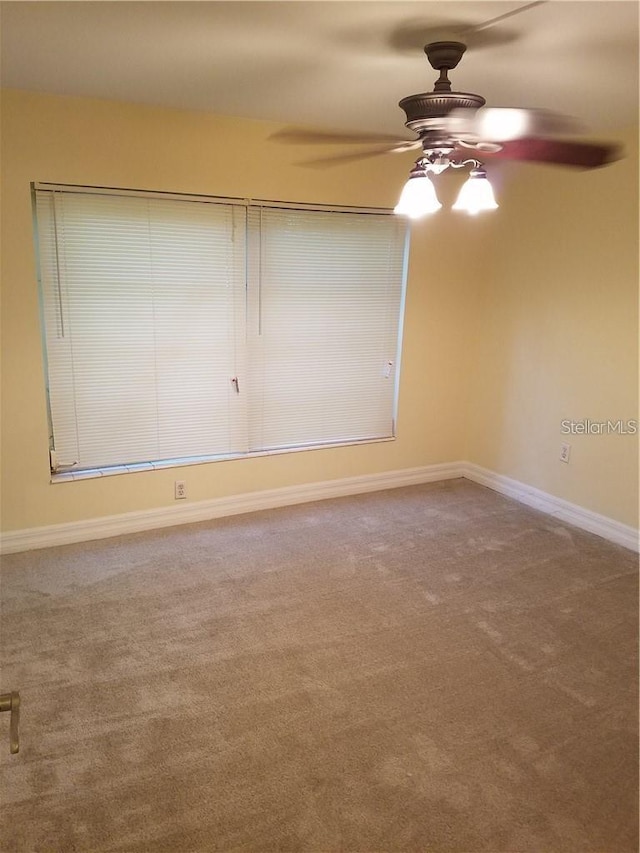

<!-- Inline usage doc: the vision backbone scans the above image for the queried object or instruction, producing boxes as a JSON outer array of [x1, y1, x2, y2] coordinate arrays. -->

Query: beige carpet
[[0, 478, 638, 852]]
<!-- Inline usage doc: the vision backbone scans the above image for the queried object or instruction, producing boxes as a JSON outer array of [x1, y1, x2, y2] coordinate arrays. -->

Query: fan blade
[[271, 127, 417, 146], [464, 137, 622, 169], [298, 142, 421, 169], [447, 108, 585, 142]]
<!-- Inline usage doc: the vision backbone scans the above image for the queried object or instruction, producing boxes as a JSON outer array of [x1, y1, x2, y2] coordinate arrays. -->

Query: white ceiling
[[1, 1, 638, 137]]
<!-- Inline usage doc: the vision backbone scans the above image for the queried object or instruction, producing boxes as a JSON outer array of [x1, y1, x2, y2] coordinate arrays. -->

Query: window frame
[[32, 183, 410, 483]]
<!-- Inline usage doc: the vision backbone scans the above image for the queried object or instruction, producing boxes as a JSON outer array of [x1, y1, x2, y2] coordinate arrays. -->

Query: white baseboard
[[461, 462, 639, 553], [0, 462, 463, 554], [2, 460, 637, 554]]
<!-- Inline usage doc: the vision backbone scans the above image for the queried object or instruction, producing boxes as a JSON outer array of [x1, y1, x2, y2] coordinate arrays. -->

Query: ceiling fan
[[274, 40, 622, 218]]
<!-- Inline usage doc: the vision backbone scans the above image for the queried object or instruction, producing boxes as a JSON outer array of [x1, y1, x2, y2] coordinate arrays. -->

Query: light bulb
[[394, 173, 442, 219], [452, 169, 498, 215]]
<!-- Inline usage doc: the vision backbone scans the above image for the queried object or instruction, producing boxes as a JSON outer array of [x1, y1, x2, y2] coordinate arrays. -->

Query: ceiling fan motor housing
[[399, 41, 485, 135], [399, 91, 486, 133]]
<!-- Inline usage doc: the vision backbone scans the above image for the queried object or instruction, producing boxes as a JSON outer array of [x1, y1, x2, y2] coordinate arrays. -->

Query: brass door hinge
[[0, 691, 20, 754]]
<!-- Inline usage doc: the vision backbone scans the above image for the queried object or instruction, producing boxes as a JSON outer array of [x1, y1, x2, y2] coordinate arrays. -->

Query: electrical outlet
[[560, 443, 571, 463], [174, 480, 187, 500]]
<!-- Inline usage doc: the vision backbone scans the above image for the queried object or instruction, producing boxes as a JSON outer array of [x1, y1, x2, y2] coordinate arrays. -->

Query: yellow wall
[[0, 89, 490, 531], [1, 90, 637, 535], [466, 127, 639, 527]]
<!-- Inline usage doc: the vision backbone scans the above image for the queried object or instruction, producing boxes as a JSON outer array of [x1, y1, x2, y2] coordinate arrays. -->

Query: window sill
[[49, 436, 396, 483]]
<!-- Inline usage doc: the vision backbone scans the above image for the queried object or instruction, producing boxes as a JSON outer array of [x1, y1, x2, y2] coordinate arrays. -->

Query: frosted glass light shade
[[453, 171, 498, 215], [394, 174, 442, 218]]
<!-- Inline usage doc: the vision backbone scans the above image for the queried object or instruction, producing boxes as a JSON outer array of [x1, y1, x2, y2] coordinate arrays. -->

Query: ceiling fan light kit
[[394, 158, 499, 218], [392, 40, 619, 220]]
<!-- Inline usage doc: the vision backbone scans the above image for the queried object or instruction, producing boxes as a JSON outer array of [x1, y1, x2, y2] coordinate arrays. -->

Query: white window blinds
[[246, 206, 407, 451], [35, 186, 408, 474]]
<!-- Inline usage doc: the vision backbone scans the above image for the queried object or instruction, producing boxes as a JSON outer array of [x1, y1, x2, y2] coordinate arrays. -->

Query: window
[[34, 185, 409, 476]]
